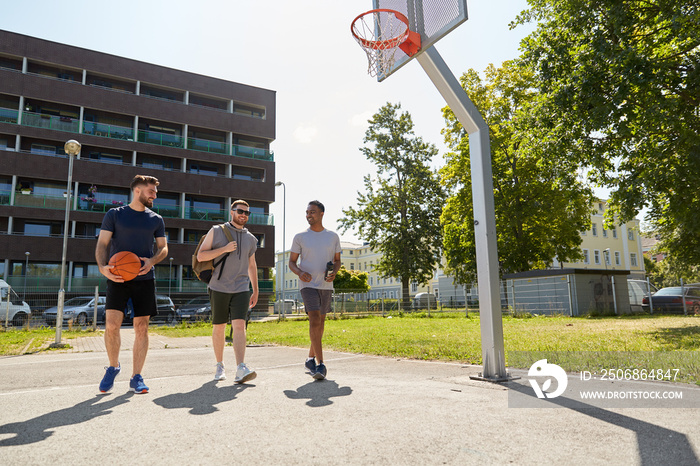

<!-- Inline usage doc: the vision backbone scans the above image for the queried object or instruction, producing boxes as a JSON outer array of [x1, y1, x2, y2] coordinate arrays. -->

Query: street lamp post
[[53, 139, 80, 347], [168, 257, 173, 297], [23, 251, 30, 301], [275, 181, 286, 321]]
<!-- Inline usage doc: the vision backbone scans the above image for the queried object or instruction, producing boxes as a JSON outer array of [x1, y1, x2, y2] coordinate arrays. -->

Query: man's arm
[[288, 252, 311, 282], [325, 252, 342, 282], [248, 254, 259, 308], [139, 236, 168, 275], [95, 230, 124, 283], [196, 228, 237, 262]]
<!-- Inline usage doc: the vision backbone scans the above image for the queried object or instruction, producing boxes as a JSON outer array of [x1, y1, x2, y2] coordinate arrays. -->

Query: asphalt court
[[0, 333, 699, 465]]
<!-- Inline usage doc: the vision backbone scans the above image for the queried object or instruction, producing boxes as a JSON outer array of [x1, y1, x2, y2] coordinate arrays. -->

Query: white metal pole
[[54, 140, 80, 346], [416, 46, 507, 381]]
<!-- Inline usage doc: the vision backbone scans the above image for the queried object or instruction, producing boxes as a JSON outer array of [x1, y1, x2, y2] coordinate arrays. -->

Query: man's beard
[[139, 194, 153, 208]]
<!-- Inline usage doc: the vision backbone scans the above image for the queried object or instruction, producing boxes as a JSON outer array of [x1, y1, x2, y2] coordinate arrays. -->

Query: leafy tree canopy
[[441, 61, 593, 284], [333, 266, 370, 293], [513, 0, 700, 267], [339, 103, 445, 304]]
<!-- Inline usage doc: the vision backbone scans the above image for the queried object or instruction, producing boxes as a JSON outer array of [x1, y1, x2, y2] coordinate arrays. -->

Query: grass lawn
[[3, 314, 698, 383], [153, 313, 700, 384]]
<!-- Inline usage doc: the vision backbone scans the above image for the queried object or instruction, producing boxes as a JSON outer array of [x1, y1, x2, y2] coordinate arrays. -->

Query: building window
[[602, 228, 607, 238], [594, 250, 600, 265], [612, 227, 617, 238], [583, 249, 590, 264], [628, 229, 635, 241], [411, 282, 418, 293], [614, 251, 621, 266], [350, 263, 354, 270], [592, 223, 598, 236], [630, 253, 638, 267], [604, 250, 610, 265]]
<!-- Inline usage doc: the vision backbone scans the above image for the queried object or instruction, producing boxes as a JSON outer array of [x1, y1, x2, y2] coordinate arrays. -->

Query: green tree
[[513, 0, 700, 268], [339, 103, 445, 309], [441, 61, 593, 284], [333, 266, 370, 293]]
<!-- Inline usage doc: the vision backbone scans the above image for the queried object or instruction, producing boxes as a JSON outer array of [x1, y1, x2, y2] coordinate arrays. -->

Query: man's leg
[[132, 315, 150, 376], [212, 323, 226, 363], [104, 309, 124, 367], [308, 310, 325, 364], [231, 319, 247, 365]]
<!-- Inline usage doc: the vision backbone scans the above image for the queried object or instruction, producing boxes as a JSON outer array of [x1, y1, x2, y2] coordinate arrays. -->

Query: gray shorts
[[300, 288, 332, 315]]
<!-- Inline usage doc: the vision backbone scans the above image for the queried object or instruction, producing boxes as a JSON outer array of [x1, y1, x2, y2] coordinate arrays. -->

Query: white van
[[0, 280, 32, 327], [411, 292, 438, 310]]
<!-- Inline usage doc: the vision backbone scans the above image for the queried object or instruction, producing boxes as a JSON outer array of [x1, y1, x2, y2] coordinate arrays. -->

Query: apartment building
[[0, 30, 276, 306]]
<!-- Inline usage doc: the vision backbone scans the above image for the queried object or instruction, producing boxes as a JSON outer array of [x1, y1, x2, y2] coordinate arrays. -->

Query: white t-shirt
[[290, 228, 341, 290]]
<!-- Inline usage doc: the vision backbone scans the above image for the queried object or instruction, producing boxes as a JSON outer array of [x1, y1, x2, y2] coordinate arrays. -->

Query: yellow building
[[555, 200, 645, 279]]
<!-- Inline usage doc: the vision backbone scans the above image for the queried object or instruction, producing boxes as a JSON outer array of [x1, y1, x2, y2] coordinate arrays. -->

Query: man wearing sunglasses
[[197, 200, 259, 383]]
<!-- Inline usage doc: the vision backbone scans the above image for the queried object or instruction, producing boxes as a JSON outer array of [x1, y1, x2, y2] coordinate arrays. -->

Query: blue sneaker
[[305, 358, 316, 375], [129, 374, 149, 394], [313, 363, 327, 380], [99, 364, 120, 392]]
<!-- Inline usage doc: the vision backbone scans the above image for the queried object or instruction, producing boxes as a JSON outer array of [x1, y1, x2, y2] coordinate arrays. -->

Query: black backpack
[[192, 224, 234, 283]]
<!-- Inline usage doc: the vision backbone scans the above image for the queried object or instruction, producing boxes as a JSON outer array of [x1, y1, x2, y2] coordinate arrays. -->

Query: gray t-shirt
[[207, 223, 257, 294], [291, 228, 341, 290]]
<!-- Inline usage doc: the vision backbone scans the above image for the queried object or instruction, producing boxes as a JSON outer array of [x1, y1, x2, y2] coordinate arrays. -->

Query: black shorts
[[106, 279, 157, 318], [209, 289, 250, 324]]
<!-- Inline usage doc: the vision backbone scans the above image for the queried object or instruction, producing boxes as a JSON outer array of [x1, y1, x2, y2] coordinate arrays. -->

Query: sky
[[3, 0, 545, 252]]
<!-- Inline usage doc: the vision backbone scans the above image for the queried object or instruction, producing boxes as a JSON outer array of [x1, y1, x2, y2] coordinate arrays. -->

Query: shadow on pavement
[[506, 381, 699, 466], [283, 380, 353, 407], [152, 380, 250, 415], [0, 392, 133, 446]]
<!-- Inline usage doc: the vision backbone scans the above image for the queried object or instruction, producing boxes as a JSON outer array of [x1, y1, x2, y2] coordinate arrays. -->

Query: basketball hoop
[[351, 9, 421, 77]]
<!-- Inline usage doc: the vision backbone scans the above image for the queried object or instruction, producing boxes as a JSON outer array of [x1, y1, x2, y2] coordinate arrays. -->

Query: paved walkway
[[1, 330, 699, 465]]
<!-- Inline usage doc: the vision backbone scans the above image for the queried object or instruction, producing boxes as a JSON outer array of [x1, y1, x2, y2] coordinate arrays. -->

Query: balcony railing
[[233, 144, 273, 161], [0, 106, 18, 124], [22, 111, 80, 133], [0, 190, 10, 205], [2, 192, 274, 225], [83, 121, 134, 140], [138, 129, 184, 148], [187, 137, 228, 154], [77, 197, 127, 213], [14, 192, 69, 210], [186, 206, 228, 222], [149, 205, 181, 219]]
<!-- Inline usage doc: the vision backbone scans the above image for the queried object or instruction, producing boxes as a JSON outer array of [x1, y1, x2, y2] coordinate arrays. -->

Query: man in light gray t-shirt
[[289, 201, 341, 380]]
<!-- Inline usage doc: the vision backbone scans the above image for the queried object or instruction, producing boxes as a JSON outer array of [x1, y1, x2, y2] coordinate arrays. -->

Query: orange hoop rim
[[351, 8, 411, 51]]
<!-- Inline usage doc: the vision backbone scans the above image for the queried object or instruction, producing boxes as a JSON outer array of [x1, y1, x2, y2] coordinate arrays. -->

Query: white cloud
[[293, 125, 318, 144], [350, 111, 374, 127]]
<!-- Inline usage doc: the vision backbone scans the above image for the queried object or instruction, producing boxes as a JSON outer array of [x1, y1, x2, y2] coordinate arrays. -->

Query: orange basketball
[[108, 251, 142, 281]]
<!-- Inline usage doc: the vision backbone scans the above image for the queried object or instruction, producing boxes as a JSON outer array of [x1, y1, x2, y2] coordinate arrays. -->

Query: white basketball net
[[352, 10, 410, 77]]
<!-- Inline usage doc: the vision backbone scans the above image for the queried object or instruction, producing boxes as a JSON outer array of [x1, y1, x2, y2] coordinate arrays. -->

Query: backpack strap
[[213, 223, 235, 281]]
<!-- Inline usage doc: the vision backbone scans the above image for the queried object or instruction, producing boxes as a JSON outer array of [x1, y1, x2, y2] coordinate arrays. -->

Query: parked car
[[0, 279, 32, 327], [176, 296, 212, 322], [628, 279, 658, 313], [151, 295, 177, 324], [642, 286, 700, 314], [411, 292, 439, 310], [44, 296, 107, 327]]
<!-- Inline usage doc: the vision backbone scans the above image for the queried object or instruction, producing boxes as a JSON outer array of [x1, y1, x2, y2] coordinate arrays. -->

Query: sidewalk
[[1, 332, 699, 465]]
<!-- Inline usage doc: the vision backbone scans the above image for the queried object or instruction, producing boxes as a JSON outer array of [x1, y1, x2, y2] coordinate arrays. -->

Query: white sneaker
[[214, 362, 226, 381], [234, 363, 257, 384]]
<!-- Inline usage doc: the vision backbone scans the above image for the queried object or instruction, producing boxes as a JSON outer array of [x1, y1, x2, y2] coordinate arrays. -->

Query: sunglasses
[[234, 208, 251, 216]]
